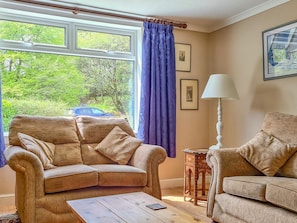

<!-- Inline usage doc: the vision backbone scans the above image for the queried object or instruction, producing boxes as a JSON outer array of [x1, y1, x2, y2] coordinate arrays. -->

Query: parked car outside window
[[68, 107, 113, 117]]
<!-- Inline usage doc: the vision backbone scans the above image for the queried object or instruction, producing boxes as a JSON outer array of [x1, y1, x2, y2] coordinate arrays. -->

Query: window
[[0, 5, 142, 132], [76, 29, 131, 53], [0, 20, 65, 47]]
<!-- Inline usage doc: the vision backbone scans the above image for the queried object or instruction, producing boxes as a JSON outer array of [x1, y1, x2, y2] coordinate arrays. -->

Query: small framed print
[[180, 79, 198, 110], [175, 43, 191, 72]]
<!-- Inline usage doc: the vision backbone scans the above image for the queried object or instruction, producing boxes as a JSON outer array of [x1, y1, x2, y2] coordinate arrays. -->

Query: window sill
[[4, 133, 9, 145]]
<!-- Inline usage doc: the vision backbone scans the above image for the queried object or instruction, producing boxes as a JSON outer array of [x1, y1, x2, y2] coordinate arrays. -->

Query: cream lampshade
[[201, 74, 239, 150]]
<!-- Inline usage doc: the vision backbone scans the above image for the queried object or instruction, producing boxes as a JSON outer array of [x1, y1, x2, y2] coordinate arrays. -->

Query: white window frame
[[0, 1, 143, 131]]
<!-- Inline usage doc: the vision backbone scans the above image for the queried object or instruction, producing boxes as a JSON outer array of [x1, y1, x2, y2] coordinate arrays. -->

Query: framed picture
[[263, 20, 297, 80], [175, 43, 191, 72], [180, 79, 198, 110]]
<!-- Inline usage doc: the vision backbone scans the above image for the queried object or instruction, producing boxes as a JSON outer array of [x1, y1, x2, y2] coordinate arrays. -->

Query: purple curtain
[[138, 21, 176, 157], [0, 78, 6, 167]]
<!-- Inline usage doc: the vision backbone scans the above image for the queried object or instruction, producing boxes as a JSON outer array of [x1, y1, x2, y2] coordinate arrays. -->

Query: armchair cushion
[[95, 126, 142, 165], [238, 130, 297, 176], [18, 132, 56, 170], [266, 179, 297, 213], [223, 176, 268, 202], [277, 152, 297, 178]]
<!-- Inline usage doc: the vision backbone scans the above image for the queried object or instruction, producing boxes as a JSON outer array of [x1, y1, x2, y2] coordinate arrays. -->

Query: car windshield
[[92, 108, 104, 115]]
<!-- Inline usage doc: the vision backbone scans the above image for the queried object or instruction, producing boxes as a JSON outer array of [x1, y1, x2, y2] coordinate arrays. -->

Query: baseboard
[[0, 194, 15, 199], [0, 194, 15, 208], [160, 175, 211, 189], [160, 178, 184, 189]]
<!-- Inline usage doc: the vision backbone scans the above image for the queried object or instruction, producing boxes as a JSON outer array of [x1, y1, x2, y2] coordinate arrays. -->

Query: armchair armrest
[[206, 148, 262, 217], [130, 144, 167, 199], [4, 146, 45, 197]]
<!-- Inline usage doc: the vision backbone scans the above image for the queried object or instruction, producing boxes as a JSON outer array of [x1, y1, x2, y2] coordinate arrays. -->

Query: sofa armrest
[[4, 145, 45, 198], [206, 147, 262, 217], [130, 144, 167, 199]]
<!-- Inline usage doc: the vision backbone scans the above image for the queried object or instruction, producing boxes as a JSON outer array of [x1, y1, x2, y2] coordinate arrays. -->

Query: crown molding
[[186, 0, 291, 33], [1, 0, 291, 33]]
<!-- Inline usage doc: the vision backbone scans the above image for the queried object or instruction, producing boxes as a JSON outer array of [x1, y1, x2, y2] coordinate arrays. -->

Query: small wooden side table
[[183, 148, 211, 205]]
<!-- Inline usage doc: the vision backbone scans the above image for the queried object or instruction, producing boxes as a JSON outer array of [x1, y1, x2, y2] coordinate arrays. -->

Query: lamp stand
[[210, 98, 223, 150]]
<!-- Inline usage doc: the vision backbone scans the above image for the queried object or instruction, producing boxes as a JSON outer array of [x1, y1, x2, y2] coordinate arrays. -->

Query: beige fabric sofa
[[4, 115, 167, 223], [206, 112, 297, 223]]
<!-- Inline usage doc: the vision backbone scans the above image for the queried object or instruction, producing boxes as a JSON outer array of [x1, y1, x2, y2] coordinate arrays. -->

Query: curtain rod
[[11, 0, 187, 29]]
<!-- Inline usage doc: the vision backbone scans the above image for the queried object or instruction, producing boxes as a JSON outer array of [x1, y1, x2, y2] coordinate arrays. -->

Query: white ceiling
[[40, 0, 289, 32]]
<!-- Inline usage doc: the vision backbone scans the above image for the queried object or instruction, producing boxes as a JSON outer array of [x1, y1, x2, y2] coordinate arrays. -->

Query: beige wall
[[1, 0, 297, 198], [0, 165, 15, 194], [207, 0, 297, 149], [159, 0, 297, 181], [159, 29, 210, 181]]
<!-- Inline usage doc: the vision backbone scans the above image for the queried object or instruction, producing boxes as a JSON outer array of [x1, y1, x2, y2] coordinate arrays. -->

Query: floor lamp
[[201, 74, 239, 150]]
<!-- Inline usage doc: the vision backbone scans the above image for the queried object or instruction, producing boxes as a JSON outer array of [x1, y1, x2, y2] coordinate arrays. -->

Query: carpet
[[0, 212, 21, 223]]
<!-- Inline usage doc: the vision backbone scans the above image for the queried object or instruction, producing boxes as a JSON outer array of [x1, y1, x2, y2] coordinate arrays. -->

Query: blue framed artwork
[[263, 20, 297, 80]]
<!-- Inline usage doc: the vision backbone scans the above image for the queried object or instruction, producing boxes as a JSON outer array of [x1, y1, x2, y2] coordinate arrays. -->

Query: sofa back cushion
[[76, 116, 135, 143], [9, 115, 80, 145], [80, 144, 116, 165], [76, 116, 135, 165], [277, 152, 297, 178], [9, 115, 82, 166], [262, 112, 297, 178], [262, 112, 297, 144]]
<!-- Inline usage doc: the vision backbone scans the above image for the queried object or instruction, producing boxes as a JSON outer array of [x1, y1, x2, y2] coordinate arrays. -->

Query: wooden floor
[[0, 187, 212, 223], [0, 204, 16, 215], [162, 187, 212, 223]]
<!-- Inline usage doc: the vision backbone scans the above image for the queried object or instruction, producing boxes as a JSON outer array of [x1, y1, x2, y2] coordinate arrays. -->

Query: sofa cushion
[[238, 130, 297, 176], [91, 164, 147, 187], [81, 143, 116, 165], [277, 152, 297, 178], [214, 193, 297, 223], [76, 116, 135, 144], [53, 143, 83, 166], [44, 164, 98, 193], [9, 115, 80, 145], [18, 133, 56, 170], [266, 178, 297, 213], [223, 176, 271, 202], [95, 126, 142, 165]]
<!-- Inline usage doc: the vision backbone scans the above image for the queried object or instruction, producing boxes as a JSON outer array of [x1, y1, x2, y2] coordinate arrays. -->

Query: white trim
[[4, 135, 8, 145], [0, 9, 140, 60], [0, 194, 15, 209], [0, 194, 14, 198], [0, 1, 143, 131], [189, 0, 291, 33], [160, 178, 184, 189]]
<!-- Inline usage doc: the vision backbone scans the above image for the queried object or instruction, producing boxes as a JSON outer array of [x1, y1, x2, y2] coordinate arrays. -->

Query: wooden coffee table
[[67, 192, 199, 223]]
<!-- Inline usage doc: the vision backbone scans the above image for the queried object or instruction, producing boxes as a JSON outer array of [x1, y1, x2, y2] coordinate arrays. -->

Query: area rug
[[0, 212, 21, 223]]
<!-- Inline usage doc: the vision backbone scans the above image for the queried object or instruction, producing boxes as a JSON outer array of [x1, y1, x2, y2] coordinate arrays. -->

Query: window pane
[[0, 20, 65, 46], [1, 50, 135, 131], [77, 29, 131, 53]]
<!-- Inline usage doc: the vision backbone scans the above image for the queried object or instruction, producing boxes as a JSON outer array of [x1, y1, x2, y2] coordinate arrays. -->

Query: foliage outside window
[[0, 9, 141, 132], [0, 20, 65, 46], [77, 29, 131, 53]]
